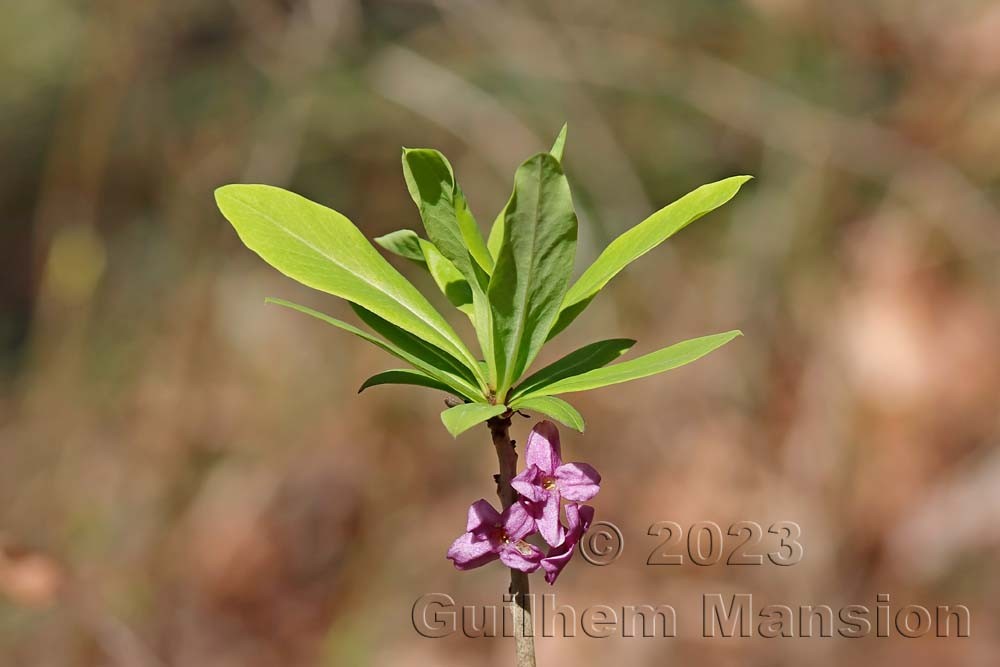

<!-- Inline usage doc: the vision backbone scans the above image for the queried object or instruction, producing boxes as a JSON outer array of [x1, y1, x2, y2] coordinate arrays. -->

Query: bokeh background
[[2, 0, 999, 665]]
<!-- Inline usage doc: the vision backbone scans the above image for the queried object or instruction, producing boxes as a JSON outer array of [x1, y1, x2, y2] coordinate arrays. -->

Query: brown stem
[[488, 414, 536, 667]]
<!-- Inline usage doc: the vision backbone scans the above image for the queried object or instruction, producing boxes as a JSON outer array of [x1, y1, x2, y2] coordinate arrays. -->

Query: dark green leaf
[[509, 338, 636, 400], [358, 369, 457, 395], [488, 152, 578, 397], [350, 303, 479, 385], [266, 298, 483, 401], [487, 127, 568, 261]]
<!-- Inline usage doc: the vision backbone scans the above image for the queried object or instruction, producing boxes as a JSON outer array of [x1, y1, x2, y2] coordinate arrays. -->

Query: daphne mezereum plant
[[215, 125, 748, 666]]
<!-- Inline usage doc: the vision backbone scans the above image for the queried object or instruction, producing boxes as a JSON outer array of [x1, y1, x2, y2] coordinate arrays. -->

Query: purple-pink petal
[[503, 500, 536, 541], [499, 540, 543, 573], [540, 544, 575, 584], [524, 421, 563, 475], [511, 465, 544, 502], [536, 492, 564, 547], [540, 503, 595, 584], [554, 462, 602, 502], [466, 498, 502, 533], [447, 532, 500, 570], [567, 503, 595, 534]]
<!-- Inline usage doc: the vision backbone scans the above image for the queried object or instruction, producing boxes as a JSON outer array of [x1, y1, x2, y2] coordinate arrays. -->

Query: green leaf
[[488, 152, 578, 397], [549, 123, 568, 162], [374, 229, 426, 266], [487, 126, 568, 261], [518, 330, 742, 397], [401, 149, 497, 384], [266, 298, 483, 401], [455, 184, 494, 274], [374, 230, 474, 316], [215, 184, 484, 385], [510, 338, 636, 400], [440, 403, 508, 438], [509, 395, 584, 432], [487, 210, 504, 262], [358, 369, 457, 395], [418, 240, 473, 316], [549, 176, 752, 339], [401, 149, 492, 282], [349, 303, 479, 383]]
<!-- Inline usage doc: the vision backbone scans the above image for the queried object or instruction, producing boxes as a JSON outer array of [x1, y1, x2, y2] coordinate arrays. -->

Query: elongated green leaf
[[455, 184, 494, 274], [402, 149, 497, 384], [402, 149, 492, 282], [358, 369, 456, 395], [488, 153, 578, 397], [349, 303, 478, 384], [215, 184, 483, 383], [509, 395, 584, 432], [487, 210, 504, 262], [487, 127, 568, 261], [441, 403, 508, 438], [510, 338, 636, 400], [518, 330, 742, 397], [374, 229, 474, 316], [419, 240, 473, 316], [266, 298, 483, 401], [549, 176, 752, 339], [374, 229, 426, 266]]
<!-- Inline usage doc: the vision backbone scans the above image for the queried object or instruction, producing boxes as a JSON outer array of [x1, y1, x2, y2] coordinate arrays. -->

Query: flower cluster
[[447, 421, 601, 584]]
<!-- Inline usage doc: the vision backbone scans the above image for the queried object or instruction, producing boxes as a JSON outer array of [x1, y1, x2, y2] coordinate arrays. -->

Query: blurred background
[[2, 0, 999, 665]]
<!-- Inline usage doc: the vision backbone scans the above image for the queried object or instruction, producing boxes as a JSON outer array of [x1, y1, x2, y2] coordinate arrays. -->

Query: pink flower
[[446, 499, 543, 573], [541, 503, 594, 584], [511, 421, 601, 547]]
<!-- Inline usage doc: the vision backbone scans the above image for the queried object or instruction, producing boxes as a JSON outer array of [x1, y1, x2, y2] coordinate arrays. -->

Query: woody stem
[[488, 413, 536, 667]]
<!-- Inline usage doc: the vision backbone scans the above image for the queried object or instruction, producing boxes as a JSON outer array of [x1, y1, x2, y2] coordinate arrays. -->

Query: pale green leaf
[[488, 152, 578, 397], [358, 369, 456, 395], [487, 210, 504, 262], [509, 395, 584, 432], [374, 229, 426, 266], [266, 298, 483, 401], [374, 230, 474, 316], [510, 338, 636, 400], [215, 184, 483, 384], [518, 330, 742, 397], [549, 176, 752, 339], [419, 240, 474, 316], [549, 123, 568, 162], [456, 184, 494, 274], [440, 403, 508, 438]]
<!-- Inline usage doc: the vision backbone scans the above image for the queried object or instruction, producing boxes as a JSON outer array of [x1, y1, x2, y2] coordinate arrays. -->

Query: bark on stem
[[488, 413, 536, 667]]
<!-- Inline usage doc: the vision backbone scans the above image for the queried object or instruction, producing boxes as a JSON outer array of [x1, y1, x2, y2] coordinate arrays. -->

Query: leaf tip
[[213, 183, 236, 206]]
